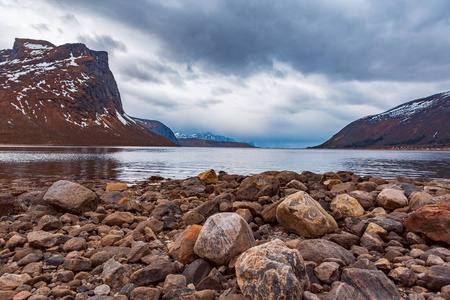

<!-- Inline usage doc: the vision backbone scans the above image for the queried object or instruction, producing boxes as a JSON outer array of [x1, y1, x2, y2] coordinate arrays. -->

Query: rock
[[297, 239, 355, 266], [198, 169, 218, 185], [62, 237, 86, 252], [341, 268, 401, 299], [426, 266, 450, 291], [286, 180, 308, 191], [330, 194, 365, 217], [349, 190, 376, 210], [163, 274, 187, 294], [427, 254, 445, 266], [94, 284, 111, 296], [194, 213, 255, 265], [162, 287, 195, 300], [35, 215, 62, 231], [261, 198, 283, 223], [276, 191, 338, 238], [365, 222, 388, 239], [5, 234, 27, 250], [27, 231, 63, 249], [326, 232, 360, 249], [183, 259, 213, 285], [0, 192, 22, 217], [389, 267, 417, 287], [360, 232, 384, 253], [404, 202, 450, 244], [0, 291, 15, 300], [105, 182, 128, 192], [409, 191, 437, 211], [0, 273, 31, 290], [101, 258, 129, 289], [181, 211, 205, 225], [43, 180, 97, 213], [314, 262, 340, 284], [127, 242, 150, 263], [151, 201, 182, 221], [236, 175, 280, 201], [368, 217, 404, 234], [376, 189, 408, 210], [322, 282, 364, 300], [232, 201, 262, 216], [130, 287, 160, 300], [130, 259, 175, 286], [168, 225, 202, 264], [192, 290, 216, 300], [180, 176, 206, 196], [102, 212, 135, 226], [63, 258, 92, 271], [330, 182, 356, 194], [17, 253, 43, 266], [236, 239, 309, 300], [196, 268, 224, 291]]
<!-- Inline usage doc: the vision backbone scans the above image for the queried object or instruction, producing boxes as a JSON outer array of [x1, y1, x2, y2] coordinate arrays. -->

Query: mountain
[[178, 138, 254, 148], [132, 118, 179, 145], [0, 38, 177, 146], [317, 91, 450, 149], [174, 131, 237, 142]]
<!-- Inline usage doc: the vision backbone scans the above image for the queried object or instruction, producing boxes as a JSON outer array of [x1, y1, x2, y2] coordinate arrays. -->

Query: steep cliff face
[[317, 91, 450, 149], [0, 38, 177, 146], [132, 118, 179, 145]]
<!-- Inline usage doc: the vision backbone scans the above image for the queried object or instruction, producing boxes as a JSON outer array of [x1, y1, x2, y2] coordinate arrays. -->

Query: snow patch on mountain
[[175, 131, 237, 142]]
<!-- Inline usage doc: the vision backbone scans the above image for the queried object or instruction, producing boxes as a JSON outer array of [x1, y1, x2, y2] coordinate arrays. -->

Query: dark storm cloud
[[56, 0, 450, 82], [196, 98, 224, 108], [78, 34, 127, 54], [31, 23, 50, 32], [117, 59, 183, 85]]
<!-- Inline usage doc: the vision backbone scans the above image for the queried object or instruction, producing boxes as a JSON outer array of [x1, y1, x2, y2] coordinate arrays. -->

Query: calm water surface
[[0, 146, 448, 182]]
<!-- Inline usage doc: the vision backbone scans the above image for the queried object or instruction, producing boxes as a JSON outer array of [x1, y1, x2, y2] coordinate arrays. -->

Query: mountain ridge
[[316, 91, 450, 149], [0, 38, 177, 146]]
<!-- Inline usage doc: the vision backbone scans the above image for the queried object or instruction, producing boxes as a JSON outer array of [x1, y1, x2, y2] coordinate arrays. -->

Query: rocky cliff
[[317, 91, 450, 149], [0, 38, 177, 146]]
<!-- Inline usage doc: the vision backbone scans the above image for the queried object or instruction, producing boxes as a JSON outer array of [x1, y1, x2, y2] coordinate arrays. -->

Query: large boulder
[[404, 202, 450, 244], [330, 194, 365, 217], [376, 189, 408, 210], [236, 175, 280, 201], [198, 169, 218, 185], [296, 239, 355, 266], [409, 191, 446, 211], [341, 268, 401, 300], [276, 192, 338, 238], [194, 213, 255, 265], [236, 239, 309, 300], [43, 180, 97, 213]]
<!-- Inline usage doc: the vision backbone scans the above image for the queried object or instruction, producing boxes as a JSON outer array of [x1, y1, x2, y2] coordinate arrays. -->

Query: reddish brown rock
[[106, 182, 128, 192], [168, 225, 202, 264], [194, 213, 255, 265], [102, 211, 135, 226], [276, 191, 338, 238], [236, 239, 309, 300], [404, 202, 450, 244]]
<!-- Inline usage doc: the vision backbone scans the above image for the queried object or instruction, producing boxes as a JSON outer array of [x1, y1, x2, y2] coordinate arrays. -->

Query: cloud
[[31, 23, 49, 32], [77, 34, 127, 54]]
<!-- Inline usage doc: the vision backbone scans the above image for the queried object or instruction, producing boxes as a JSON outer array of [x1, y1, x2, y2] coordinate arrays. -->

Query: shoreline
[[0, 170, 449, 299]]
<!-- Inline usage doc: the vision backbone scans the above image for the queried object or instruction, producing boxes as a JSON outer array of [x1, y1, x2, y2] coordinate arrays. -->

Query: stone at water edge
[[330, 194, 365, 217], [376, 188, 408, 210], [194, 213, 255, 266], [276, 191, 338, 238], [236, 239, 309, 300], [198, 169, 218, 185], [404, 202, 450, 244], [105, 182, 128, 192], [236, 174, 280, 201], [43, 180, 97, 213]]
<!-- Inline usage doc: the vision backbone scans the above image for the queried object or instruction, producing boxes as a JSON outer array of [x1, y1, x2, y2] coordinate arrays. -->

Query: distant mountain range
[[317, 91, 450, 149], [175, 131, 237, 142], [0, 38, 177, 146], [175, 131, 255, 147]]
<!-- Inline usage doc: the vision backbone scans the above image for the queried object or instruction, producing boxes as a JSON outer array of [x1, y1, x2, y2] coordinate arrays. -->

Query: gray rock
[[183, 259, 213, 285], [101, 258, 129, 289], [297, 239, 355, 266], [130, 259, 175, 286], [43, 180, 97, 213], [426, 266, 450, 291], [341, 268, 401, 300]]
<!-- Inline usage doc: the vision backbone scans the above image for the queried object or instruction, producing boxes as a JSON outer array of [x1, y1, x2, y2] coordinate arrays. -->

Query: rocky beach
[[0, 170, 449, 300]]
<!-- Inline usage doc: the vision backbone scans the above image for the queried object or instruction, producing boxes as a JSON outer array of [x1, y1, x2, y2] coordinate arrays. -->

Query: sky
[[1, 0, 450, 148]]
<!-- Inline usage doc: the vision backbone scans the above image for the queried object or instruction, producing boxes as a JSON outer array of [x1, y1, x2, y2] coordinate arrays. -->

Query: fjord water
[[0, 146, 448, 182]]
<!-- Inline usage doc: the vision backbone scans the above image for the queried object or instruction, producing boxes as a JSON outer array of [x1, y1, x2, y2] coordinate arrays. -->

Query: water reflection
[[0, 147, 448, 182]]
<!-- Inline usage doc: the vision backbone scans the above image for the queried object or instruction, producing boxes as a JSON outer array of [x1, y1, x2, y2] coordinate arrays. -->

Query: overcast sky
[[1, 0, 450, 148]]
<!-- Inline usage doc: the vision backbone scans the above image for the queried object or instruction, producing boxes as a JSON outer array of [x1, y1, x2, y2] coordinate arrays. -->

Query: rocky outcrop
[[0, 38, 177, 146], [236, 239, 309, 300], [43, 180, 97, 213], [317, 91, 450, 149]]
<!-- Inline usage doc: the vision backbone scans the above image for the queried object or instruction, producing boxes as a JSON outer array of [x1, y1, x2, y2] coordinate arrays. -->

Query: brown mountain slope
[[317, 91, 450, 149], [0, 38, 177, 146]]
